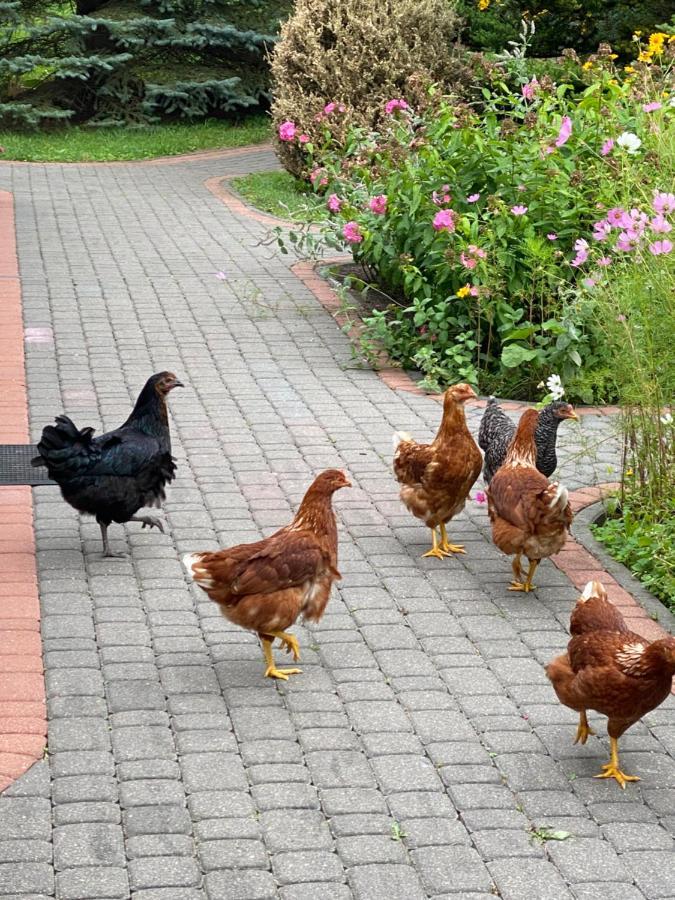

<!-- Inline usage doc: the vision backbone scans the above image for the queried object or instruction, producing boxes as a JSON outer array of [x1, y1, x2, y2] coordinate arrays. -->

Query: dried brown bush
[[270, 0, 461, 177]]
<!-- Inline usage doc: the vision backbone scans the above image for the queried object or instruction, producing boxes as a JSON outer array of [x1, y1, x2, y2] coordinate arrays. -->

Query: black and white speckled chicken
[[478, 397, 578, 485]]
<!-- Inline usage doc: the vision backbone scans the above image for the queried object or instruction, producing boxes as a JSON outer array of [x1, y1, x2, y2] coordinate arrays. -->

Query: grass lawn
[[230, 170, 325, 221], [0, 116, 271, 162]]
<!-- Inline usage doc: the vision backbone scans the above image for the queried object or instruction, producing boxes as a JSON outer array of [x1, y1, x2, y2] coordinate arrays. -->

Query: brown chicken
[[183, 469, 350, 680], [487, 408, 572, 591], [547, 580, 675, 787], [393, 383, 482, 560]]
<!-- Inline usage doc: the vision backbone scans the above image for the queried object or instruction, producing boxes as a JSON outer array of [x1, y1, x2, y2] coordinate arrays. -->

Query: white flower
[[616, 132, 642, 154], [546, 374, 565, 400], [670, 97, 675, 108], [661, 412, 673, 426]]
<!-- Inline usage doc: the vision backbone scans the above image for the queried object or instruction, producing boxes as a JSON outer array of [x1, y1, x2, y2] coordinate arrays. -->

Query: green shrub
[[269, 0, 461, 178]]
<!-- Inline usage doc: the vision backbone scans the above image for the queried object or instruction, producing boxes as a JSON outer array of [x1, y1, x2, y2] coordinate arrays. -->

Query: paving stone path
[[1, 147, 673, 900]]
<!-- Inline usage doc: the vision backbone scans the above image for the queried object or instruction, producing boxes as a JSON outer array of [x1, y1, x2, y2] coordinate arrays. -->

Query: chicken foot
[[574, 710, 596, 745], [422, 528, 450, 560], [438, 523, 466, 555], [594, 736, 640, 789], [261, 637, 302, 681], [99, 523, 126, 558], [270, 631, 301, 662], [509, 558, 539, 592], [130, 515, 165, 533]]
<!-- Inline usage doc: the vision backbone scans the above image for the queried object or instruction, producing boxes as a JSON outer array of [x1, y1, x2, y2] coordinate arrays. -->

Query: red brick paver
[[0, 190, 46, 793]]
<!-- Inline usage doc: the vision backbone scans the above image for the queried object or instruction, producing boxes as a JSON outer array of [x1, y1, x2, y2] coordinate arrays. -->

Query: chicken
[[31, 371, 182, 557], [478, 397, 578, 485], [393, 383, 482, 560], [547, 579, 675, 788], [487, 407, 573, 591], [183, 469, 350, 681]]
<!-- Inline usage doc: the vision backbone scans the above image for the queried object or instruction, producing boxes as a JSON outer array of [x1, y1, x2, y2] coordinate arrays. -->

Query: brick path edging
[[0, 190, 47, 793]]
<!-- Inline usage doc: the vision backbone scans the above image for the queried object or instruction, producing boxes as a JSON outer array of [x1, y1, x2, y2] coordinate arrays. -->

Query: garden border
[[0, 190, 47, 794]]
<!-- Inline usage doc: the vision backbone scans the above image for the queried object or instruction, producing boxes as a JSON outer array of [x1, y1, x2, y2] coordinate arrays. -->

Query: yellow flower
[[582, 61, 593, 70], [625, 467, 634, 477], [478, 0, 490, 8], [608, 53, 618, 60], [648, 32, 666, 54], [624, 65, 635, 73], [633, 31, 642, 38], [638, 50, 653, 63], [608, 79, 618, 85], [457, 285, 471, 298]]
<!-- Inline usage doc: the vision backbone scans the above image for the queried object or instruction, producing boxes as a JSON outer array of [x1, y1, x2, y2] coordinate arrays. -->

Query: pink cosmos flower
[[601, 138, 614, 157], [460, 253, 477, 270], [650, 214, 672, 234], [542, 145, 555, 156], [432, 209, 456, 232], [474, 490, 487, 504], [511, 205, 528, 216], [555, 116, 573, 148], [606, 207, 626, 227], [327, 194, 343, 213], [653, 192, 675, 215], [571, 238, 589, 267], [649, 239, 673, 256], [278, 120, 296, 142], [385, 98, 409, 115], [547, 233, 558, 241], [323, 102, 337, 116], [432, 188, 452, 206], [597, 256, 612, 266], [521, 78, 538, 101], [298, 134, 310, 144], [342, 221, 363, 244], [467, 193, 480, 203], [369, 195, 387, 215], [583, 278, 596, 288], [468, 245, 487, 259], [643, 101, 663, 113], [616, 232, 638, 252], [592, 219, 612, 241]]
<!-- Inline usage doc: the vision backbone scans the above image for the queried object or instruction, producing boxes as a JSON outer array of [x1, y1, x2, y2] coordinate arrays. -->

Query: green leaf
[[501, 344, 540, 368]]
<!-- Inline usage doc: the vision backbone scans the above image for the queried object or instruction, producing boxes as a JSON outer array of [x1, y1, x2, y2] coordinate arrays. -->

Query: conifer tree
[[0, 0, 288, 127]]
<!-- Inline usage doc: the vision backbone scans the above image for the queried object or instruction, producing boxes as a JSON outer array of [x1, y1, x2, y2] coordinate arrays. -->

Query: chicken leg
[[130, 515, 165, 532], [422, 528, 450, 560], [438, 522, 466, 555], [509, 559, 538, 592], [99, 522, 126, 558], [594, 736, 639, 788], [261, 637, 302, 681], [271, 631, 301, 662], [574, 710, 596, 745]]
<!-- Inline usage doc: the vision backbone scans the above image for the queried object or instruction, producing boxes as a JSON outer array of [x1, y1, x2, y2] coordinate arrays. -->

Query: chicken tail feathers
[[32, 415, 100, 477], [183, 552, 215, 589], [547, 481, 569, 510], [392, 431, 412, 452]]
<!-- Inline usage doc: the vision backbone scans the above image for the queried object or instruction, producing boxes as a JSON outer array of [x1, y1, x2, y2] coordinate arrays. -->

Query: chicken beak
[[568, 411, 579, 421], [171, 380, 185, 389]]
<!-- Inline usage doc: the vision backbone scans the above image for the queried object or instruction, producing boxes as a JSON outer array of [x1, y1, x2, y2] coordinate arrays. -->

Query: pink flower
[[468, 245, 487, 259], [432, 209, 456, 232], [616, 314, 626, 322], [432, 189, 452, 206], [571, 238, 589, 267], [469, 286, 480, 297], [342, 221, 363, 244], [323, 102, 337, 115], [327, 194, 343, 213], [616, 232, 638, 252], [511, 205, 528, 216], [369, 195, 387, 215], [592, 219, 612, 241], [310, 168, 328, 188], [601, 138, 614, 157], [460, 253, 477, 270], [555, 116, 573, 148], [643, 101, 663, 112], [278, 120, 296, 142], [521, 78, 538, 101], [547, 233, 558, 241], [653, 192, 675, 215], [583, 278, 596, 288], [215, 271, 226, 280], [649, 239, 673, 256], [597, 256, 612, 266], [606, 207, 626, 227], [298, 134, 310, 144], [474, 490, 487, 504], [467, 193, 480, 203], [650, 214, 672, 234], [542, 145, 555, 156], [385, 98, 409, 115]]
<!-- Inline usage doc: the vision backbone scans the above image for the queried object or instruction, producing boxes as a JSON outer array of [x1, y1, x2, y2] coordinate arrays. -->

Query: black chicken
[[478, 397, 578, 485], [32, 372, 183, 556]]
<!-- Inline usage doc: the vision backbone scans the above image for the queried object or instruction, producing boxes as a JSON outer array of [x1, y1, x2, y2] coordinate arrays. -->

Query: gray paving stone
[[348, 863, 425, 900], [55, 866, 129, 900], [53, 823, 125, 870], [618, 850, 675, 898], [279, 885, 352, 900], [546, 838, 630, 884], [489, 858, 574, 900], [411, 846, 493, 894], [204, 870, 277, 900], [273, 850, 345, 884], [128, 857, 201, 890], [198, 839, 268, 871]]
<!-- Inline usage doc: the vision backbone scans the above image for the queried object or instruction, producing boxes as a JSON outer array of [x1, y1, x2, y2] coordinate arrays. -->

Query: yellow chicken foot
[[574, 710, 596, 745], [438, 523, 466, 555], [594, 737, 639, 789], [271, 631, 301, 662], [261, 638, 302, 681], [509, 559, 539, 592], [422, 528, 450, 560]]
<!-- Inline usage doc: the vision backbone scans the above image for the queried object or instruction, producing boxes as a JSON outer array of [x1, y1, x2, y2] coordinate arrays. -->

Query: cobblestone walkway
[[1, 148, 673, 900]]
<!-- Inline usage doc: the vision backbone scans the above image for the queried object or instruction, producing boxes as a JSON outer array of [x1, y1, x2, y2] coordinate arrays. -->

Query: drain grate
[[0, 445, 56, 486]]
